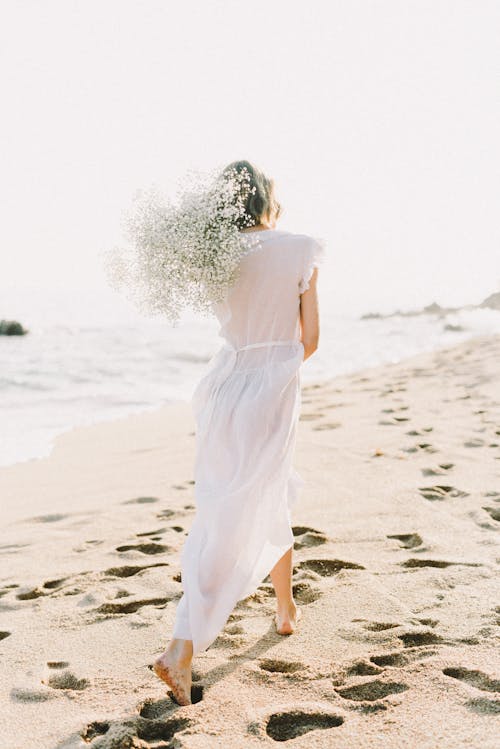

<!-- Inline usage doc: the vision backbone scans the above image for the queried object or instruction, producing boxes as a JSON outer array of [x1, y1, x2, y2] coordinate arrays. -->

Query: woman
[[153, 160, 324, 705]]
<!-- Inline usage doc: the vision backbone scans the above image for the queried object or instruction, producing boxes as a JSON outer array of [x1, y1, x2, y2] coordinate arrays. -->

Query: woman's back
[[213, 228, 324, 351]]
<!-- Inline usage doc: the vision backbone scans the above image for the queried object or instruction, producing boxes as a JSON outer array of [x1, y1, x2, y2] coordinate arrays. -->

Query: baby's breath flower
[[104, 167, 259, 324]]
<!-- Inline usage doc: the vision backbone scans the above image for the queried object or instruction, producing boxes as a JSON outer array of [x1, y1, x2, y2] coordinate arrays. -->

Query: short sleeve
[[298, 237, 326, 294]]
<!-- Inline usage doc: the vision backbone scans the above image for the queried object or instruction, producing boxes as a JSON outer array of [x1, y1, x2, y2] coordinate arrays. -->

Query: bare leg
[[269, 546, 301, 634], [153, 638, 193, 706]]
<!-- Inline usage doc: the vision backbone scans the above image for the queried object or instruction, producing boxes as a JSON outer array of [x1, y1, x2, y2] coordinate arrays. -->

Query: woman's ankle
[[276, 599, 296, 615], [167, 638, 193, 664]]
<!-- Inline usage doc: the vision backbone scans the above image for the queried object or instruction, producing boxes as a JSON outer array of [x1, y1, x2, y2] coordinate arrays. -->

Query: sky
[[1, 0, 499, 317]]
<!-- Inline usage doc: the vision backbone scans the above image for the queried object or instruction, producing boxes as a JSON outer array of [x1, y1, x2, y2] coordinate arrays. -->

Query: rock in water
[[444, 323, 464, 332], [479, 292, 500, 310], [422, 302, 443, 314], [0, 320, 28, 335]]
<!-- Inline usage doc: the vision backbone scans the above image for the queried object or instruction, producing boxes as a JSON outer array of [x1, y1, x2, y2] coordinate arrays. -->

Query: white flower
[[103, 166, 260, 324]]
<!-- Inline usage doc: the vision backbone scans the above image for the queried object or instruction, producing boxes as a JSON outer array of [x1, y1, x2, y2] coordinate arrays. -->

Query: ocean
[[1, 285, 498, 468]]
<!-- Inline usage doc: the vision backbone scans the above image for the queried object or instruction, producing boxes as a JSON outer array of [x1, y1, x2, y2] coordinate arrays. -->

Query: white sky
[[1, 0, 499, 316]]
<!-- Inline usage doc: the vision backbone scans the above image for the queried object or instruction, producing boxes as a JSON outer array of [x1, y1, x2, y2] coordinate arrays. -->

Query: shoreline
[[2, 328, 497, 474], [1, 333, 499, 748], [1, 332, 498, 524]]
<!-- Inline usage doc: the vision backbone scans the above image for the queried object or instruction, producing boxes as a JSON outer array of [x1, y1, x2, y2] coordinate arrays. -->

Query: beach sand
[[1, 334, 499, 748]]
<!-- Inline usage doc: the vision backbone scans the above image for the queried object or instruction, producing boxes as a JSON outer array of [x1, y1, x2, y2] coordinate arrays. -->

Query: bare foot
[[275, 604, 302, 635], [153, 650, 192, 706]]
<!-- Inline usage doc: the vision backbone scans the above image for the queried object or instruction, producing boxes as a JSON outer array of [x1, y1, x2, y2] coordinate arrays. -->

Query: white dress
[[172, 228, 325, 655]]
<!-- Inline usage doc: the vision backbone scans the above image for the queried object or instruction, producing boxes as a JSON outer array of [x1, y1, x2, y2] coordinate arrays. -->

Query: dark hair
[[221, 160, 282, 230]]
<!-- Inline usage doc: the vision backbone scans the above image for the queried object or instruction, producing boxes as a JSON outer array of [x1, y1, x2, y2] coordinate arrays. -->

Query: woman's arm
[[299, 267, 320, 361]]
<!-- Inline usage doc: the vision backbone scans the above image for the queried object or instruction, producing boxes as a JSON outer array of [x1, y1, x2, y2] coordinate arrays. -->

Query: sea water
[[0, 285, 498, 467]]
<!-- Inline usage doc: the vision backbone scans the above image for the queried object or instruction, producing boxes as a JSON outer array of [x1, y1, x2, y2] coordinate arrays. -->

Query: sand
[[1, 334, 499, 749]]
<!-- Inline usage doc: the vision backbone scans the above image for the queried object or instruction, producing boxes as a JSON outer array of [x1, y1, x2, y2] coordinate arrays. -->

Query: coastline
[[2, 321, 497, 473], [2, 312, 498, 471], [1, 333, 499, 748]]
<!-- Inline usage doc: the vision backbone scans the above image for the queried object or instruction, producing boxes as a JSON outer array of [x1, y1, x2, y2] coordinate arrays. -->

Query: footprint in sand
[[156, 508, 176, 519], [138, 698, 176, 719], [0, 584, 19, 595], [379, 384, 407, 396], [136, 527, 167, 537], [336, 679, 409, 702], [370, 649, 437, 668], [264, 711, 343, 741], [28, 513, 68, 523], [401, 559, 481, 569], [116, 542, 170, 555], [80, 721, 111, 742], [414, 618, 439, 628], [14, 573, 94, 602], [213, 630, 247, 649], [292, 526, 328, 550], [95, 596, 171, 616], [387, 533, 423, 549], [403, 442, 438, 454], [43, 577, 67, 591], [398, 631, 443, 648], [105, 563, 169, 578], [347, 660, 383, 677], [418, 485, 469, 501], [171, 479, 195, 490], [443, 667, 500, 693], [292, 581, 322, 604], [467, 697, 500, 715], [16, 587, 46, 601], [464, 438, 485, 448], [296, 559, 365, 577], [483, 507, 500, 522], [362, 621, 400, 632], [259, 659, 304, 674], [312, 421, 342, 431], [421, 463, 455, 476], [378, 417, 410, 426], [81, 714, 193, 746], [10, 686, 57, 703], [122, 496, 160, 505], [42, 661, 89, 691], [299, 412, 323, 421]]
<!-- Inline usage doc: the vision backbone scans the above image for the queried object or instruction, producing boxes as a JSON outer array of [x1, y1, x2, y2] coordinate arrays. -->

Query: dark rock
[[422, 302, 443, 314], [0, 319, 28, 336]]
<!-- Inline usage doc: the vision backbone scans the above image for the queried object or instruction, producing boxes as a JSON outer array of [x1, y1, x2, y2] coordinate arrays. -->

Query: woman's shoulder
[[260, 229, 321, 247], [240, 229, 326, 265], [273, 230, 326, 259]]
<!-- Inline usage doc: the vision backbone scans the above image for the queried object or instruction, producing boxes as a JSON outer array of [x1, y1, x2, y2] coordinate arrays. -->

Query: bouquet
[[104, 166, 260, 324]]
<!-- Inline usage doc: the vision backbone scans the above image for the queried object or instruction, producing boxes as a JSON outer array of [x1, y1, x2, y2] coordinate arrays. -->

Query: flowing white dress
[[172, 228, 325, 655]]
